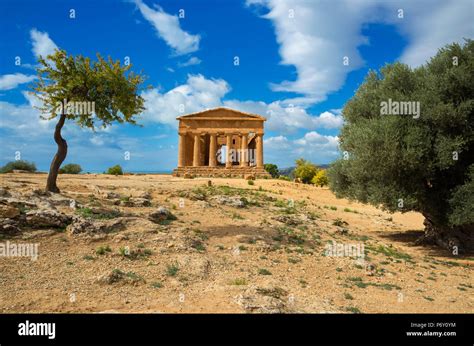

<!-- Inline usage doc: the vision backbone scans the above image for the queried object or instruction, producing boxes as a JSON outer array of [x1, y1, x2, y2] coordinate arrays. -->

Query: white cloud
[[140, 74, 229, 126], [265, 131, 340, 166], [248, 0, 474, 102], [0, 73, 36, 91], [385, 0, 474, 66], [223, 99, 343, 133], [178, 56, 202, 67], [30, 28, 59, 59], [133, 0, 200, 55], [139, 74, 343, 133]]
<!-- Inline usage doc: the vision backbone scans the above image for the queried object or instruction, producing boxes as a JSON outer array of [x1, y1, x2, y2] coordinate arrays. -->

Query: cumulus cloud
[[30, 28, 59, 59], [140, 74, 230, 126], [133, 0, 200, 55], [248, 0, 474, 102], [265, 131, 340, 166], [223, 99, 344, 133], [0, 73, 36, 91]]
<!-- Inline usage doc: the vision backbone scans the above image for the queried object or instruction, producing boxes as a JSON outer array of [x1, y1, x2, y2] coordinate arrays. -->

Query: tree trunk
[[416, 214, 474, 254], [45, 114, 67, 193]]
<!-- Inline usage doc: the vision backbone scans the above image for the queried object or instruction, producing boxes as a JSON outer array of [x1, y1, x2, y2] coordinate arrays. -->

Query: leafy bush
[[294, 158, 319, 184], [0, 160, 37, 173], [106, 165, 123, 175], [264, 163, 279, 178], [311, 170, 329, 187], [59, 163, 82, 174]]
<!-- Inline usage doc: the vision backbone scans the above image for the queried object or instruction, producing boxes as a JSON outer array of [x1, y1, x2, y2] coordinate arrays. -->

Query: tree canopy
[[328, 40, 473, 251]]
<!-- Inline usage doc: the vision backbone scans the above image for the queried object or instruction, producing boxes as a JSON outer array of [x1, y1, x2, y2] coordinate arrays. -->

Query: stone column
[[209, 133, 217, 167], [256, 134, 264, 168], [226, 134, 232, 168], [193, 133, 201, 167], [178, 133, 185, 167], [240, 133, 248, 167]]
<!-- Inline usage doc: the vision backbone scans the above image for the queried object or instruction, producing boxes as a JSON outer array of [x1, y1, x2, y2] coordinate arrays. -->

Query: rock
[[211, 195, 247, 208], [103, 192, 121, 199], [0, 204, 20, 218], [273, 215, 302, 226], [96, 269, 145, 286], [47, 194, 78, 207], [0, 218, 20, 234], [128, 197, 151, 207], [183, 173, 194, 179], [67, 216, 126, 235], [237, 286, 289, 313], [0, 187, 11, 197], [176, 255, 211, 279], [25, 209, 72, 228], [245, 174, 256, 180], [149, 207, 176, 223]]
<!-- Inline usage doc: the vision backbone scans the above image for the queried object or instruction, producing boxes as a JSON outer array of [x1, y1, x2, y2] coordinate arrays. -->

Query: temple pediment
[[176, 107, 266, 121]]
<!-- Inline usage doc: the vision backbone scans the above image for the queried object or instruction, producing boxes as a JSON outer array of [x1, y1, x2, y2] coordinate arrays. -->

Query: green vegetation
[[59, 163, 82, 174], [96, 245, 112, 255], [328, 40, 474, 251], [32, 49, 145, 192], [294, 158, 319, 184], [264, 163, 279, 178], [106, 165, 123, 175], [166, 262, 180, 277], [258, 268, 272, 275], [0, 160, 37, 173], [311, 169, 329, 187]]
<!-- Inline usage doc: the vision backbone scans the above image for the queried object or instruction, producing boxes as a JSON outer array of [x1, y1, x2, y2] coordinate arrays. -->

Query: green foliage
[[106, 165, 123, 175], [328, 40, 474, 230], [0, 160, 37, 173], [278, 175, 291, 181], [32, 49, 146, 128], [59, 163, 82, 174], [294, 158, 319, 184], [264, 163, 279, 178], [311, 169, 329, 187]]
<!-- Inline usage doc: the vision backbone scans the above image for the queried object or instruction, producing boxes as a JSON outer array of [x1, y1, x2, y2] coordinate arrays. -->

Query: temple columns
[[209, 133, 217, 167], [226, 134, 232, 168], [193, 134, 201, 167], [240, 133, 248, 167], [177, 133, 185, 167], [256, 134, 264, 168]]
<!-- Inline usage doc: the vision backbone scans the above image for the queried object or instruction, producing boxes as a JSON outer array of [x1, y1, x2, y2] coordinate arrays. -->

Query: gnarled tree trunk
[[45, 114, 67, 193], [416, 214, 474, 254]]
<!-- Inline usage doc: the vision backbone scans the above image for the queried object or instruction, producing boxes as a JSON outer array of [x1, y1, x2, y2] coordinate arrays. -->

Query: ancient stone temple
[[172, 107, 271, 178]]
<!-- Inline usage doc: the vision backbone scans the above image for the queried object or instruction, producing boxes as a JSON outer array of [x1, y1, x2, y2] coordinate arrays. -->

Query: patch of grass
[[343, 208, 358, 213], [232, 212, 244, 220], [96, 245, 112, 255], [344, 293, 354, 300], [76, 207, 120, 220], [258, 268, 272, 275], [216, 244, 225, 250], [345, 306, 361, 314], [299, 279, 308, 288], [238, 245, 248, 251], [288, 257, 302, 264], [336, 267, 343, 272], [166, 262, 180, 277], [83, 255, 95, 261], [366, 244, 412, 262], [230, 278, 248, 285], [247, 180, 254, 186], [423, 296, 434, 302], [151, 281, 163, 289]]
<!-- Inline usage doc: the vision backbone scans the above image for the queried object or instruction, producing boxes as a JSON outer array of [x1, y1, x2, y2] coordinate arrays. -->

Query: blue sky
[[0, 0, 473, 172]]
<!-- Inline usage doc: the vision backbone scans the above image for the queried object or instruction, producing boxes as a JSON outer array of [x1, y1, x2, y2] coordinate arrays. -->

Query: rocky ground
[[0, 173, 472, 313]]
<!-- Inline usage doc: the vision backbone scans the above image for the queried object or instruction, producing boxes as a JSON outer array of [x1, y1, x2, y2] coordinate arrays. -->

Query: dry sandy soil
[[0, 173, 472, 313]]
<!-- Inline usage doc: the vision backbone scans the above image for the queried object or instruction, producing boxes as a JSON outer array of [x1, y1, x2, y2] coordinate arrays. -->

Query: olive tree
[[328, 40, 473, 253]]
